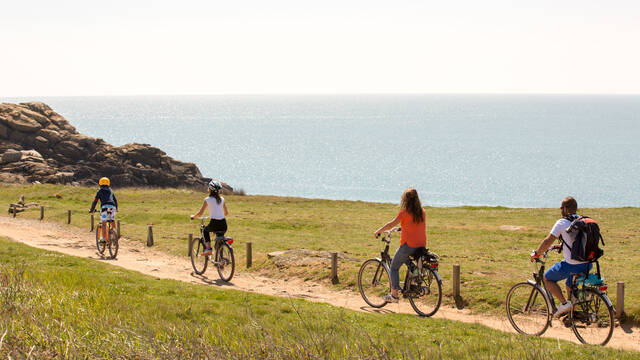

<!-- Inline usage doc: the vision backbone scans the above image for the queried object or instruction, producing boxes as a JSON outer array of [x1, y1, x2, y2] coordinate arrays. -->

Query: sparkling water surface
[[3, 95, 639, 207]]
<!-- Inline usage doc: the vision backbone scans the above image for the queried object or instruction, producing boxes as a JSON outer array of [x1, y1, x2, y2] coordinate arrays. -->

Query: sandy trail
[[0, 215, 637, 352]]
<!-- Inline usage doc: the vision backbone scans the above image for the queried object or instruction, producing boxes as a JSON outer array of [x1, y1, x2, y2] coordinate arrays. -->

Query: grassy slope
[[1, 237, 638, 359], [1, 184, 638, 321]]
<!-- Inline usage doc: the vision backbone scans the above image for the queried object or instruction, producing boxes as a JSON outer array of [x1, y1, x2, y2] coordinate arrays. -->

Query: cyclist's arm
[[190, 201, 208, 220], [531, 234, 557, 261], [114, 194, 118, 211], [223, 202, 228, 217], [89, 190, 100, 213], [373, 214, 401, 238]]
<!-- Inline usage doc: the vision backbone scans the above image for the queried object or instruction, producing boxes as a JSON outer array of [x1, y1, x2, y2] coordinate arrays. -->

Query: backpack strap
[[559, 234, 572, 251]]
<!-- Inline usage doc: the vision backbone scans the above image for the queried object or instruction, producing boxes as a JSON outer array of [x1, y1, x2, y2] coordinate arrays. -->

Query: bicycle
[[357, 227, 443, 317], [189, 216, 235, 282], [93, 211, 119, 259], [505, 245, 614, 345]]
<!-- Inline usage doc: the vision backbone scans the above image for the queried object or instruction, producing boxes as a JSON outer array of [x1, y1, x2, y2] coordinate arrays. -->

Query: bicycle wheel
[[408, 267, 442, 317], [358, 259, 391, 308], [95, 224, 106, 254], [190, 237, 208, 275], [570, 288, 614, 345], [215, 243, 235, 282], [506, 282, 551, 336], [107, 228, 119, 259]]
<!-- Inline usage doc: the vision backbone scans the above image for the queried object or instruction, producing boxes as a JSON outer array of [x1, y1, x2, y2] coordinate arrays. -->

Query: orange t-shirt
[[398, 208, 427, 248]]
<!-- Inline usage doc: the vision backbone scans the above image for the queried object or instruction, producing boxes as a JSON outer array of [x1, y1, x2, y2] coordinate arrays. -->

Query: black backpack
[[560, 215, 605, 263]]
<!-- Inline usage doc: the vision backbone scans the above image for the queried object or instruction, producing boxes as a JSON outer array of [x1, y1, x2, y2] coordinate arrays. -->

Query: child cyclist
[[190, 180, 229, 256], [373, 188, 427, 303], [89, 177, 118, 244]]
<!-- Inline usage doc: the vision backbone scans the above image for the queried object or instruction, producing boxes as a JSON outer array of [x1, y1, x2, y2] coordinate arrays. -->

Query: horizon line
[[3, 91, 640, 98]]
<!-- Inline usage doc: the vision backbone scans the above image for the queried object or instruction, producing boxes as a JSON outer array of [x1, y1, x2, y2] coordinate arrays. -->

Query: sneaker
[[200, 248, 213, 256], [99, 239, 106, 245], [382, 293, 399, 303], [554, 301, 573, 317]]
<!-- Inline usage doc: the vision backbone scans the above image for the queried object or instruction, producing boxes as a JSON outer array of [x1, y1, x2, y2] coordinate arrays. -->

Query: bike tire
[[107, 228, 119, 259], [95, 224, 106, 254], [357, 259, 391, 308], [190, 237, 208, 275], [505, 282, 551, 336], [408, 267, 442, 317], [215, 242, 235, 282], [570, 288, 614, 346]]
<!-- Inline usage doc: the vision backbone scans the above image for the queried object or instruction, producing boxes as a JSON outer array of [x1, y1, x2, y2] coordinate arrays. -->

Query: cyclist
[[89, 177, 118, 244], [190, 180, 229, 256], [530, 196, 592, 317], [373, 188, 427, 303]]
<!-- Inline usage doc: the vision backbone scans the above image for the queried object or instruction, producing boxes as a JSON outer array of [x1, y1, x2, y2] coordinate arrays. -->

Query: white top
[[550, 215, 586, 265], [205, 196, 225, 220]]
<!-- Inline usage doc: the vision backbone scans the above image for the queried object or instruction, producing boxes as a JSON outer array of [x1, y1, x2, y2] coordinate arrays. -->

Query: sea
[[3, 94, 639, 208]]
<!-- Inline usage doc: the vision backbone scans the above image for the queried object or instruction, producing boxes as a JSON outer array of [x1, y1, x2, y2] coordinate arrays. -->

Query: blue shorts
[[544, 260, 592, 286]]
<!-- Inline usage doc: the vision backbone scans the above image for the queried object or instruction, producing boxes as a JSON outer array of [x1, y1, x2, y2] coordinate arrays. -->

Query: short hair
[[561, 197, 578, 214]]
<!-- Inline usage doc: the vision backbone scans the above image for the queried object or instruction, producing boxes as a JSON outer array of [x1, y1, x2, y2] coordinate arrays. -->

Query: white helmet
[[208, 180, 222, 192]]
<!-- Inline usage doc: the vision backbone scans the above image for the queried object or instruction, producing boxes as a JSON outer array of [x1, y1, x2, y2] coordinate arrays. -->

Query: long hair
[[209, 189, 221, 204], [400, 188, 424, 223]]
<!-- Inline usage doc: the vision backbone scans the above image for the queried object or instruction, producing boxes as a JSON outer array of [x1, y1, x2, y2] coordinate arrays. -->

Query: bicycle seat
[[214, 235, 233, 241]]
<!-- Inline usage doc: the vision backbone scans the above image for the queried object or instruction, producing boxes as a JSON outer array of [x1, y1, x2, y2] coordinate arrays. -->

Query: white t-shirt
[[550, 214, 586, 265], [205, 196, 225, 220]]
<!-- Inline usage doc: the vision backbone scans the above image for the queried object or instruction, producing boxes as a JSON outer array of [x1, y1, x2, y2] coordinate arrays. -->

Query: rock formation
[[0, 102, 211, 188]]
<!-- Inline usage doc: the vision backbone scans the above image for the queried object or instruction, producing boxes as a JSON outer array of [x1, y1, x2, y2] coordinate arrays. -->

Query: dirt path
[[0, 215, 637, 352]]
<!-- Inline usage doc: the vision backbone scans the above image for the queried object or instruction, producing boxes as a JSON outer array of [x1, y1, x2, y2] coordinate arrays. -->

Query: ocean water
[[3, 95, 639, 207]]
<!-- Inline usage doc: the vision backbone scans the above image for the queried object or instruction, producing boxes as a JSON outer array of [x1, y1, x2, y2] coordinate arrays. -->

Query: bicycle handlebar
[[375, 227, 401, 242]]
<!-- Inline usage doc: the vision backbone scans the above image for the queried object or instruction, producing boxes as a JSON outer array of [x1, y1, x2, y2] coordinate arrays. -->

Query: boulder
[[1, 149, 22, 164], [39, 128, 63, 144], [55, 141, 86, 161], [6, 114, 42, 133], [0, 122, 8, 138]]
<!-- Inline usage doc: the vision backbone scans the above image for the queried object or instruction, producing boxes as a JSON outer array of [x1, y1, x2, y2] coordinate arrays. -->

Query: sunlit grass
[[1, 183, 638, 321]]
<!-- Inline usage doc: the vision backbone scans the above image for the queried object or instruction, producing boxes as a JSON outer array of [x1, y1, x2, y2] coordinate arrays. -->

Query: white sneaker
[[382, 293, 399, 303], [554, 301, 573, 317]]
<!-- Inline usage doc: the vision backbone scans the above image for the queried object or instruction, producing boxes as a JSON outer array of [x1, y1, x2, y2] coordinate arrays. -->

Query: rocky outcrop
[[0, 102, 211, 188]]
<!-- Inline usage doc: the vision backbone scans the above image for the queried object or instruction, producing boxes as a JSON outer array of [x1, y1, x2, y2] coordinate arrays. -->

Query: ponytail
[[209, 189, 221, 204]]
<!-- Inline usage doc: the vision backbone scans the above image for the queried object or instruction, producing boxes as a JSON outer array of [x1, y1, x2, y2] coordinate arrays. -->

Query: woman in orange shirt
[[373, 188, 427, 303]]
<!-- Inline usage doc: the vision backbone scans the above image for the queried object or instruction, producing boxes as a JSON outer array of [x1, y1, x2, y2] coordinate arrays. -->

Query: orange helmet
[[99, 177, 110, 186]]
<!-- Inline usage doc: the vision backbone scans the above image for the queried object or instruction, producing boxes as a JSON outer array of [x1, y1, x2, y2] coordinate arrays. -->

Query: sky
[[1, 0, 640, 96]]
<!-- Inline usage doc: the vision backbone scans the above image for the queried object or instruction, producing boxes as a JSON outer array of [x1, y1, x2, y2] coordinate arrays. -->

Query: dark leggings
[[203, 218, 227, 244]]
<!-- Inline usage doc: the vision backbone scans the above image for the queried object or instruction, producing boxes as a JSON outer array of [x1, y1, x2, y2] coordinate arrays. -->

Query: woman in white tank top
[[190, 180, 229, 256]]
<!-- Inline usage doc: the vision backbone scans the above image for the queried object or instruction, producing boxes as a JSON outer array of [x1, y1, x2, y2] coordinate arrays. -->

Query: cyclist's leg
[[202, 221, 214, 253], [389, 244, 413, 298], [99, 208, 109, 243], [564, 262, 592, 297], [544, 261, 570, 304]]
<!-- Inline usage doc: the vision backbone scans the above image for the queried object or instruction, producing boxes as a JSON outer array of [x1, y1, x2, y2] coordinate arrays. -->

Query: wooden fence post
[[617, 282, 625, 320], [146, 225, 154, 247], [453, 264, 463, 309], [67, 210, 71, 224], [246, 242, 252, 268], [331, 252, 339, 284], [188, 233, 193, 256], [116, 220, 121, 239], [40, 206, 44, 220], [90, 214, 94, 232]]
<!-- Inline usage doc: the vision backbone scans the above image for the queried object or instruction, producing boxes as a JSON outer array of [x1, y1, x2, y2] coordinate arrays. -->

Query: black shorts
[[203, 218, 227, 242]]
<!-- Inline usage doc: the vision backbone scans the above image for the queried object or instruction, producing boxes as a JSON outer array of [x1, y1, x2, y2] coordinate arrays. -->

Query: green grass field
[[1, 236, 638, 359], [1, 184, 639, 322]]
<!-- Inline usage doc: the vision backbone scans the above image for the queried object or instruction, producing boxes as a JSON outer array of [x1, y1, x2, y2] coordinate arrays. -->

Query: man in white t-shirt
[[530, 196, 592, 317]]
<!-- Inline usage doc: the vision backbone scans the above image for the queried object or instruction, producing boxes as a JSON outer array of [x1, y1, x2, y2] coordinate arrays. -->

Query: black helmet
[[208, 180, 222, 192]]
